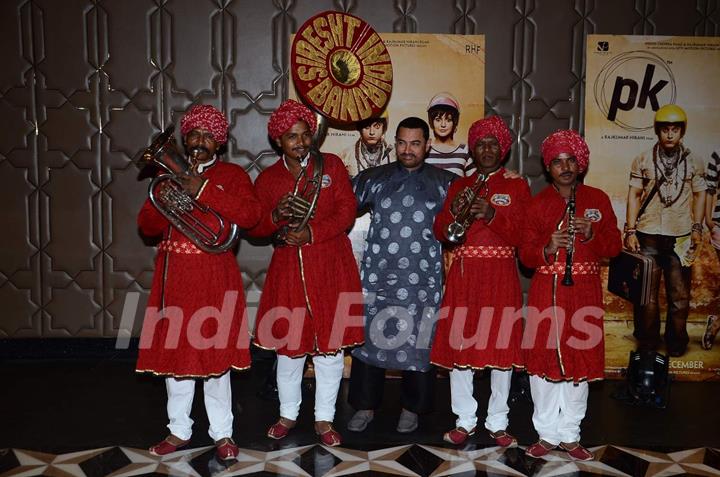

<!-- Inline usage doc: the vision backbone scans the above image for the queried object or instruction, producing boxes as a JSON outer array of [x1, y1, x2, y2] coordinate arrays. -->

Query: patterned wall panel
[[0, 0, 717, 338], [0, 0, 39, 338], [35, 0, 104, 337], [226, 0, 289, 176], [101, 1, 159, 338]]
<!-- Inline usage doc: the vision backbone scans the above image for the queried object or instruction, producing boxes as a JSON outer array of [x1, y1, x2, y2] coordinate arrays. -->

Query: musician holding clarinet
[[430, 116, 530, 446], [248, 100, 363, 447], [519, 130, 621, 461]]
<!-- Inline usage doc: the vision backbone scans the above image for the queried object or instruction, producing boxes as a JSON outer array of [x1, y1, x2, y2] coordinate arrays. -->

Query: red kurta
[[431, 169, 530, 370], [519, 183, 621, 382], [136, 161, 262, 378], [250, 153, 364, 356]]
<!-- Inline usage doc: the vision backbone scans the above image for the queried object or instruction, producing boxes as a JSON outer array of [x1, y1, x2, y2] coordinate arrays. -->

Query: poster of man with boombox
[[584, 34, 720, 381]]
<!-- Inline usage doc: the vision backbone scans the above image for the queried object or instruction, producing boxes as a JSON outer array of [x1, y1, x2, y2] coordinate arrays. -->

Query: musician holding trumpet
[[249, 99, 363, 447], [430, 116, 530, 446], [519, 130, 621, 461], [136, 104, 262, 460]]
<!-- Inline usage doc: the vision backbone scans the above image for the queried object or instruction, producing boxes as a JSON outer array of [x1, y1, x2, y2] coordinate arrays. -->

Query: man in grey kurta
[[347, 117, 455, 433]]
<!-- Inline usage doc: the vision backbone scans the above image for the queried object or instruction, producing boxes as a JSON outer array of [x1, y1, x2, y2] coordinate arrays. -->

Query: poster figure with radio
[[584, 34, 720, 380], [624, 105, 706, 357]]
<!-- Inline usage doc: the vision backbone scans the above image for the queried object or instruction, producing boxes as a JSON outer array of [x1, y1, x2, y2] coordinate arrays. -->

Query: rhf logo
[[593, 50, 677, 132]]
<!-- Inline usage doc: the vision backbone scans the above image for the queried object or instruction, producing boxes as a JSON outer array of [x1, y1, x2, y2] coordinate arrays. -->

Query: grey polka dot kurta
[[351, 162, 455, 371]]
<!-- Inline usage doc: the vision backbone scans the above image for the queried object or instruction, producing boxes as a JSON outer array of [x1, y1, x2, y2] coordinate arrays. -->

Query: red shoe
[[315, 423, 342, 447], [489, 430, 518, 448], [560, 442, 594, 461], [525, 440, 557, 458], [215, 438, 239, 461], [267, 418, 295, 440], [149, 435, 190, 456], [443, 426, 476, 445]]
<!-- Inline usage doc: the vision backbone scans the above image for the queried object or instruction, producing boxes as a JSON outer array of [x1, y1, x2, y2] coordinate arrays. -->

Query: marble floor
[[1, 350, 719, 477]]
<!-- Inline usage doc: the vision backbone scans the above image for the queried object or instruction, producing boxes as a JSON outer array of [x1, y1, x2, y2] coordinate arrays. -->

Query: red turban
[[467, 116, 512, 158], [541, 129, 590, 173], [267, 99, 317, 140], [180, 104, 229, 145]]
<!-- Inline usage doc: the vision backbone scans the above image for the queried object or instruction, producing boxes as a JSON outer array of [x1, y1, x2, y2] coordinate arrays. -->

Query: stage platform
[[1, 356, 719, 477]]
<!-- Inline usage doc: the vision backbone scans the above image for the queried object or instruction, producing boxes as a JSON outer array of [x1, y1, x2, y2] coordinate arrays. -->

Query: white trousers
[[529, 375, 588, 445], [450, 368, 512, 432], [277, 352, 345, 422], [165, 371, 233, 441]]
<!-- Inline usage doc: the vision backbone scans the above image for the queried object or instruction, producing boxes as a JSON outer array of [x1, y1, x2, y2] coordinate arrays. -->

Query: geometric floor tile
[[318, 445, 418, 476], [702, 449, 720, 473], [0, 450, 21, 476], [529, 446, 634, 477], [418, 444, 527, 476], [297, 446, 344, 477], [107, 446, 214, 477], [79, 448, 133, 477], [597, 446, 654, 476], [1, 448, 115, 477], [666, 448, 720, 477], [595, 446, 720, 477], [215, 445, 314, 476], [496, 447, 545, 477], [2, 445, 720, 477], [395, 446, 445, 477]]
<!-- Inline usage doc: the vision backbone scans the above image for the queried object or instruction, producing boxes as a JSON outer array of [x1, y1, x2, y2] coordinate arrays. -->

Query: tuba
[[446, 173, 490, 244], [282, 11, 392, 244], [138, 125, 240, 253], [275, 147, 324, 244]]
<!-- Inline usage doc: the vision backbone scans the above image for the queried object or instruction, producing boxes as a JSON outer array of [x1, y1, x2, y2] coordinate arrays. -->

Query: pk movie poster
[[584, 34, 720, 381]]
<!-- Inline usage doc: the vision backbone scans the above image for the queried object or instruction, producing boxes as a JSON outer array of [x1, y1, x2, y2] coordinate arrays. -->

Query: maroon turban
[[467, 116, 512, 158], [541, 129, 590, 173], [267, 99, 317, 140], [180, 104, 229, 145]]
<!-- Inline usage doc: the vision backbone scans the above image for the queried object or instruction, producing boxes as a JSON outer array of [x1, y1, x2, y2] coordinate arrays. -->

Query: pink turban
[[267, 99, 317, 140], [467, 116, 512, 158], [180, 104, 229, 145], [541, 129, 590, 173]]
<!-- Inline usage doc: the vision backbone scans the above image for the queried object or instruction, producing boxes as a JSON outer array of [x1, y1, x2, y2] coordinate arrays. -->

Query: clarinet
[[562, 185, 576, 286]]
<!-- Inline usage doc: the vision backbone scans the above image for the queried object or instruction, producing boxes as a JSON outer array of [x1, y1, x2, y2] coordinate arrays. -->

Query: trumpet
[[139, 125, 240, 254], [276, 147, 324, 244], [446, 173, 489, 244], [560, 185, 576, 286]]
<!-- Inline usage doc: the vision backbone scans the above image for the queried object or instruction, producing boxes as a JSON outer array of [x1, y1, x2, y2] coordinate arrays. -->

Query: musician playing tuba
[[248, 99, 363, 447], [136, 104, 262, 461], [518, 129, 621, 461]]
